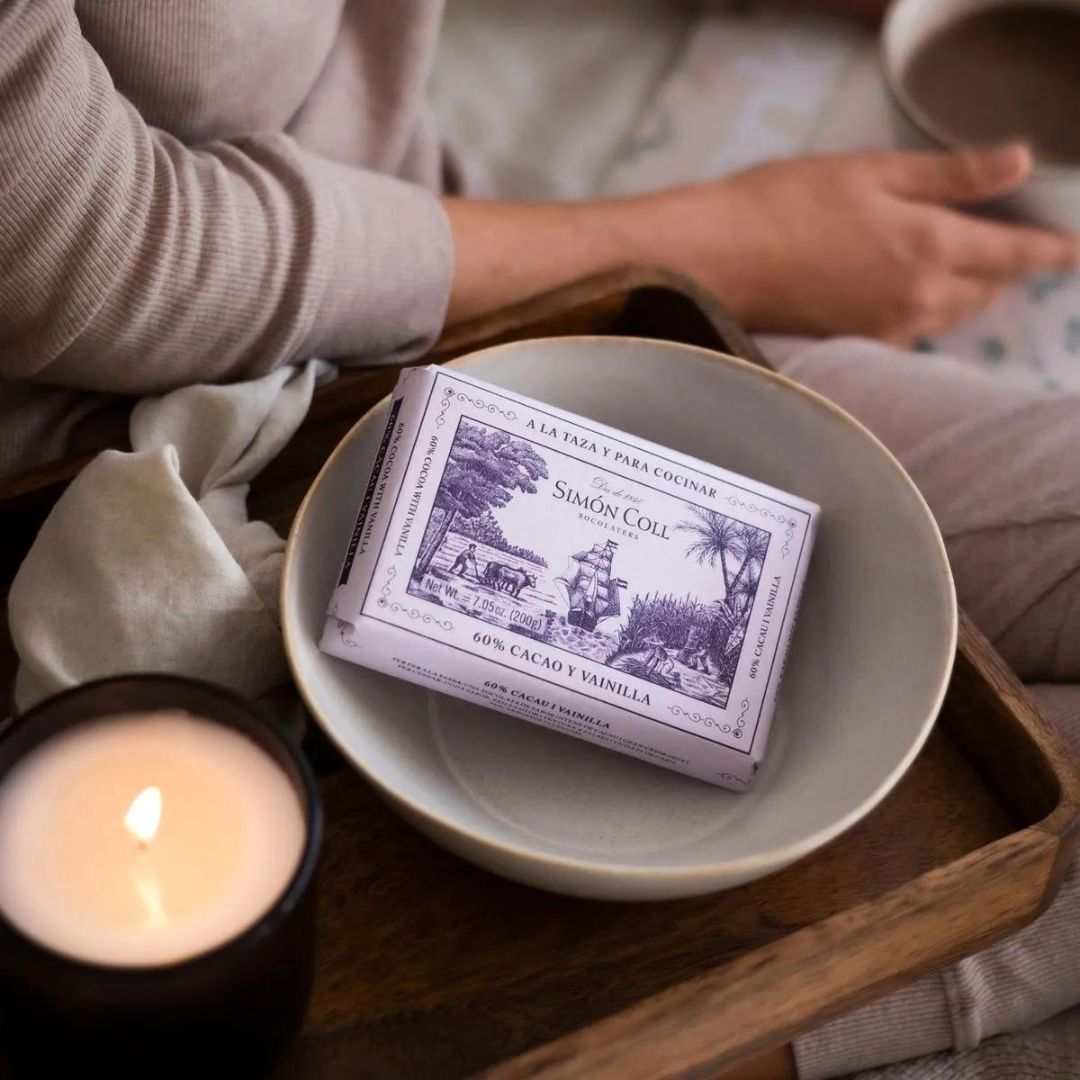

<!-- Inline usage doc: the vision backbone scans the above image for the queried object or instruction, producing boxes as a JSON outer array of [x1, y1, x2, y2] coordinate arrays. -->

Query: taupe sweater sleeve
[[0, 0, 453, 394]]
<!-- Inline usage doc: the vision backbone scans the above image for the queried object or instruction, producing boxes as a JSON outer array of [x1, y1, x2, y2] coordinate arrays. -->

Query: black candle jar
[[0, 675, 322, 1079]]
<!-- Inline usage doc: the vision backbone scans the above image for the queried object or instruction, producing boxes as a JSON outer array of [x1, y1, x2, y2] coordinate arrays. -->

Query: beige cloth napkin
[[8, 361, 333, 711]]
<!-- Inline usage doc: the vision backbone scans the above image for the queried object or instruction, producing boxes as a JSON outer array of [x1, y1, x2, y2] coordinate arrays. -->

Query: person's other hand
[[649, 144, 1080, 344]]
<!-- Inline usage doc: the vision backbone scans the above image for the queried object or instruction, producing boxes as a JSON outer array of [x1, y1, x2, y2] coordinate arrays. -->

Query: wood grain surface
[[264, 614, 1078, 1080], [1, 271, 1077, 1079]]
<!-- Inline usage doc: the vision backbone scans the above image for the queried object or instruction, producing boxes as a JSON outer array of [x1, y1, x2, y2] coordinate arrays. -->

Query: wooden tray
[[2, 270, 1078, 1079]]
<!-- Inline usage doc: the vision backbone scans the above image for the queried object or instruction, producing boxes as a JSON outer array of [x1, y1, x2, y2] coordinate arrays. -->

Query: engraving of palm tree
[[726, 527, 770, 617], [676, 506, 768, 616], [675, 507, 771, 673]]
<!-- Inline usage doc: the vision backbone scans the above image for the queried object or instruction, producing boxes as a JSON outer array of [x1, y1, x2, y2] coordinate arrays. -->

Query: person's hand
[[646, 144, 1080, 344], [441, 144, 1077, 343]]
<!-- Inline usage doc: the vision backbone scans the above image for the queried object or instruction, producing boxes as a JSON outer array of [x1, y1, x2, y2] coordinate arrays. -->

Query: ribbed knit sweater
[[0, 0, 454, 477]]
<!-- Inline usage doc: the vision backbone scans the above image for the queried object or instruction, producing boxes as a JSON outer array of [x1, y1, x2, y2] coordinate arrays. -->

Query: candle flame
[[124, 785, 163, 845]]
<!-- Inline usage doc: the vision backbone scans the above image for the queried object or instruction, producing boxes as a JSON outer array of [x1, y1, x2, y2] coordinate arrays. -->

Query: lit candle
[[0, 711, 305, 967], [0, 677, 321, 1078]]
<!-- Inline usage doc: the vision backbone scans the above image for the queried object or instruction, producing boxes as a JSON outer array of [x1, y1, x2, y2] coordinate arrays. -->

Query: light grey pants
[[774, 340, 1080, 1079]]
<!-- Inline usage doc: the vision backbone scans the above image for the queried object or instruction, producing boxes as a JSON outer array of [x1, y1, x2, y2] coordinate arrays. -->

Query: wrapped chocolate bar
[[321, 365, 818, 789]]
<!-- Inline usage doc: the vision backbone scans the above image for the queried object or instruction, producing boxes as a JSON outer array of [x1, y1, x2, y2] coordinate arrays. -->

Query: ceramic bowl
[[883, 0, 1080, 232], [283, 338, 956, 900]]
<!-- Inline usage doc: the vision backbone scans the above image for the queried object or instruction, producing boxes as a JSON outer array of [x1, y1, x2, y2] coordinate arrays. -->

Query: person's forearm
[[441, 197, 640, 325], [440, 189, 755, 326]]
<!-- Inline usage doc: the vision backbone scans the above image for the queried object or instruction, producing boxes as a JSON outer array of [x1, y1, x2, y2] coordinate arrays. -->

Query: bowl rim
[[283, 336, 957, 883], [880, 0, 1080, 182]]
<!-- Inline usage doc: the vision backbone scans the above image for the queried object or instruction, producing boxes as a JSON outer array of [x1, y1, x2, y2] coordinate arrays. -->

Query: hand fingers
[[883, 143, 1033, 204], [919, 277, 1005, 334], [882, 277, 1005, 346], [944, 214, 1080, 279]]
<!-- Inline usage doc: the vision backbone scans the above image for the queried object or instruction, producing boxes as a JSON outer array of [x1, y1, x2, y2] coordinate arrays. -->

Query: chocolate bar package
[[321, 365, 818, 789]]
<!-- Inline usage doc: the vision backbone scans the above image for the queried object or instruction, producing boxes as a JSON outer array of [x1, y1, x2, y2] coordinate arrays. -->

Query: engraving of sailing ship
[[555, 539, 628, 632]]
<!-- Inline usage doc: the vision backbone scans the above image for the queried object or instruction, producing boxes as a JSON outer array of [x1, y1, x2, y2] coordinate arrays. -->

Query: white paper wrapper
[[321, 366, 818, 789]]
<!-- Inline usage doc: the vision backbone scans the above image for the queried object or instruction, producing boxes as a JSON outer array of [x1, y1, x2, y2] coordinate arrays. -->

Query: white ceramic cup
[[882, 0, 1080, 232]]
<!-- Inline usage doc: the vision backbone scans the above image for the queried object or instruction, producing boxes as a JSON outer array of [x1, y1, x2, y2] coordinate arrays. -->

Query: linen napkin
[[8, 360, 333, 712]]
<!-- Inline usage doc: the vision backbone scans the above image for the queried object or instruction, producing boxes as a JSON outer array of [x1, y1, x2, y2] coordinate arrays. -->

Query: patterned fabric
[[929, 274, 1080, 392]]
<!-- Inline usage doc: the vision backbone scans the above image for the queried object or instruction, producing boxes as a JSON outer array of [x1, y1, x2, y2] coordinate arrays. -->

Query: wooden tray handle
[[432, 267, 768, 372]]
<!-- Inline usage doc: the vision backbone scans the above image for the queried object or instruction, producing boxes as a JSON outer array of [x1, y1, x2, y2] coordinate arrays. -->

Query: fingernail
[[983, 143, 1030, 181]]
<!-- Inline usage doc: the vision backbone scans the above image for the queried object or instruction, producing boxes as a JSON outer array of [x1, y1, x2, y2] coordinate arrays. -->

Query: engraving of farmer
[[679, 626, 713, 674], [449, 543, 480, 579], [642, 632, 670, 674]]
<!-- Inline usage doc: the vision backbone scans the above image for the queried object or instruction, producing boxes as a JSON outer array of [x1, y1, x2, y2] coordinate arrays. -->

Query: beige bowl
[[883, 0, 1080, 232], [283, 338, 956, 900]]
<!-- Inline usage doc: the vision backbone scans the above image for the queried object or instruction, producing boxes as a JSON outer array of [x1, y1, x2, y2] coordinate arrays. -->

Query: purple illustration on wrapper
[[406, 417, 770, 712]]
